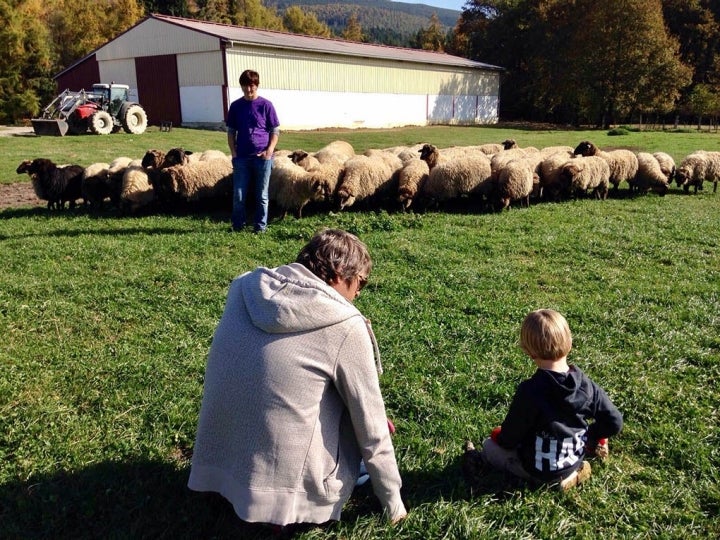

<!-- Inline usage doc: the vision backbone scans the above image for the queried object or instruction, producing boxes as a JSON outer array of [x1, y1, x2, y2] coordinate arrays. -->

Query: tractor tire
[[90, 111, 114, 135], [122, 105, 148, 134]]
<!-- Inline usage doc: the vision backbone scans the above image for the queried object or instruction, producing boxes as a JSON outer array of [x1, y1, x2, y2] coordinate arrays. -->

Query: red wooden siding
[[135, 55, 182, 126]]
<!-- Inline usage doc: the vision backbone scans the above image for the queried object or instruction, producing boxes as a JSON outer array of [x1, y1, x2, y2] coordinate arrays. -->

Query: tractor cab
[[91, 84, 130, 117]]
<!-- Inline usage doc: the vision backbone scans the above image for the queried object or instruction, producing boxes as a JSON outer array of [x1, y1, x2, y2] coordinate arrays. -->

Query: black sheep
[[16, 158, 85, 210]]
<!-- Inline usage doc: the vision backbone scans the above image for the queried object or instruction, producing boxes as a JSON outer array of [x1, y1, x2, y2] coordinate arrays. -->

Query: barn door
[[135, 55, 182, 127]]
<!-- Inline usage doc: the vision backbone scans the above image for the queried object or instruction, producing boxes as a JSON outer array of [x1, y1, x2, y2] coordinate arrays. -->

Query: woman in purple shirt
[[226, 69, 280, 233]]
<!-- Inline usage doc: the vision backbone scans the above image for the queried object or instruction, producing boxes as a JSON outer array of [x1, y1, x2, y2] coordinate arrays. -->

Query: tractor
[[31, 83, 148, 136]]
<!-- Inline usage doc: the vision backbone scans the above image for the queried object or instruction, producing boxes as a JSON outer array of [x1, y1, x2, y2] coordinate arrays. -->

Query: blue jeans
[[231, 156, 272, 231]]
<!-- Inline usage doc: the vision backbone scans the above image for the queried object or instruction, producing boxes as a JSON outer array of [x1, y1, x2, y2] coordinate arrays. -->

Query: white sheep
[[314, 140, 355, 164], [559, 156, 610, 199], [418, 144, 472, 170], [538, 152, 574, 201], [419, 153, 492, 207], [107, 156, 134, 207], [573, 141, 639, 191], [336, 151, 403, 209], [121, 160, 155, 212], [269, 155, 325, 218], [396, 158, 429, 209], [653, 152, 676, 184], [633, 153, 670, 195], [81, 162, 110, 209], [289, 150, 321, 171], [675, 151, 720, 193], [496, 158, 538, 210], [172, 159, 233, 202]]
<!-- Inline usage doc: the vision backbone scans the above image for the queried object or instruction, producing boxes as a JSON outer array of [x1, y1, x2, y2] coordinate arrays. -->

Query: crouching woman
[[188, 228, 407, 528]]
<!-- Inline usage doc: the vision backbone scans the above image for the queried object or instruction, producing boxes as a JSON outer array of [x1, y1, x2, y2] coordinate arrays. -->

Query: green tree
[[0, 0, 55, 122], [283, 5, 332, 37], [341, 11, 364, 42], [232, 0, 284, 30]]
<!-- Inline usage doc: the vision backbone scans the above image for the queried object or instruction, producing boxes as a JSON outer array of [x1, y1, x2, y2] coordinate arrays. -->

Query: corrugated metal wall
[[226, 48, 499, 97]]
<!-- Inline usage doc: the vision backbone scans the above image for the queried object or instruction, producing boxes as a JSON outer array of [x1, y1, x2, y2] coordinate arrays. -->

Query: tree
[[0, 0, 55, 122], [341, 11, 364, 42], [283, 5, 332, 38], [232, 0, 283, 30], [570, 0, 691, 127], [412, 13, 445, 51]]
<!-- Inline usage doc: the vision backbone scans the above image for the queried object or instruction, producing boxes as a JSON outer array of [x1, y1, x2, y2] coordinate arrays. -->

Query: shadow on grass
[[0, 459, 282, 539]]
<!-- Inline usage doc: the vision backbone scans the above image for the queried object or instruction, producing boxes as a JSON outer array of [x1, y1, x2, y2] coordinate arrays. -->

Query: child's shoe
[[461, 440, 486, 488], [559, 461, 592, 491]]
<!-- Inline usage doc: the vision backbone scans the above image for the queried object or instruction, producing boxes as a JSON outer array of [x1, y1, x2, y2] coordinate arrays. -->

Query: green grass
[[1, 127, 719, 539]]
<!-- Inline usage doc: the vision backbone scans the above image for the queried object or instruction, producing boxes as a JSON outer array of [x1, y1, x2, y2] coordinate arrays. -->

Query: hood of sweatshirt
[[240, 262, 362, 334], [538, 366, 593, 412], [239, 262, 383, 374]]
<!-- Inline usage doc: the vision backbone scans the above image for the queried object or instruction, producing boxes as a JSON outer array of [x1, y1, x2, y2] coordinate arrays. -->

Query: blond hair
[[520, 309, 572, 361]]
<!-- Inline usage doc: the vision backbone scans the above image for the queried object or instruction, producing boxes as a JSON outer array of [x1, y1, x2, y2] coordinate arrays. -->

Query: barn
[[55, 13, 503, 131]]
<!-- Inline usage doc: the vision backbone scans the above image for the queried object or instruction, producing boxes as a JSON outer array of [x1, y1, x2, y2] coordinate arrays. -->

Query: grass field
[[1, 126, 719, 539]]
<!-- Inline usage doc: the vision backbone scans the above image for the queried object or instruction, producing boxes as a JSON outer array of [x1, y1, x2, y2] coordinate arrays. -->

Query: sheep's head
[[337, 187, 355, 210], [16, 160, 32, 174], [163, 148, 192, 167], [502, 139, 517, 150], [310, 179, 325, 202], [675, 166, 691, 187], [289, 150, 308, 164], [419, 144, 441, 170], [573, 141, 596, 157], [653, 181, 669, 196], [397, 187, 415, 209], [142, 149, 165, 169]]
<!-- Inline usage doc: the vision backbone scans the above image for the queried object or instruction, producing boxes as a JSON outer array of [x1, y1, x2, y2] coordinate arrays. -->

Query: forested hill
[[267, 0, 462, 46]]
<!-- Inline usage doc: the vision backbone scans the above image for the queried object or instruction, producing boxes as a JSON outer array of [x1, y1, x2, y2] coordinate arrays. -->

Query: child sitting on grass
[[463, 309, 623, 490]]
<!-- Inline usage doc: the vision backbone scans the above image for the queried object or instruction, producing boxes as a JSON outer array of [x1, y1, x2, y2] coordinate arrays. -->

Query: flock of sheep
[[15, 138, 720, 217]]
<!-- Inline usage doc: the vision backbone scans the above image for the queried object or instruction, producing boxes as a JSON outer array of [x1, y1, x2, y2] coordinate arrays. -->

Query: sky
[[393, 1, 467, 12]]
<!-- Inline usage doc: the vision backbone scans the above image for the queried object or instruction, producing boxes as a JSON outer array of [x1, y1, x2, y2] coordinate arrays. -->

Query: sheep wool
[[559, 155, 610, 199], [269, 155, 324, 218], [17, 158, 85, 210], [82, 162, 111, 208], [121, 160, 155, 212], [420, 153, 492, 206], [497, 158, 538, 209], [336, 152, 402, 209], [633, 153, 670, 195], [397, 158, 430, 209], [164, 158, 234, 202], [573, 141, 638, 190], [676, 151, 720, 193], [652, 152, 676, 183], [538, 152, 574, 200]]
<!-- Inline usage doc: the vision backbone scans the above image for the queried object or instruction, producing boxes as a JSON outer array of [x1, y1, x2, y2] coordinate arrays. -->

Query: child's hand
[[490, 426, 502, 442], [387, 418, 396, 435]]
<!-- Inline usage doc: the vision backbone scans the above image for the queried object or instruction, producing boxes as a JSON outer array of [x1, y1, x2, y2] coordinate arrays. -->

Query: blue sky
[[393, 1, 467, 12]]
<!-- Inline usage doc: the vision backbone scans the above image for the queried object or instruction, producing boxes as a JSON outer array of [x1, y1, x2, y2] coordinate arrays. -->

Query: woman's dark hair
[[296, 229, 372, 285], [239, 69, 260, 87]]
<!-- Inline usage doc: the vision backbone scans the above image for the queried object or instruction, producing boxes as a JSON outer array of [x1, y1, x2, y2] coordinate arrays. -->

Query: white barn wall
[[181, 86, 225, 124], [98, 59, 139, 102], [226, 49, 500, 130]]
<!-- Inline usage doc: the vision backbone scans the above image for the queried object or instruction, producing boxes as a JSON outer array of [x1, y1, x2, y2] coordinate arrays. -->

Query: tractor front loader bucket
[[31, 118, 69, 136]]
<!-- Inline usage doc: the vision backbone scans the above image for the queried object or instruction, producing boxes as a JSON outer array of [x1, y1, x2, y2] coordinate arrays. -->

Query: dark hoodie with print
[[495, 366, 623, 482]]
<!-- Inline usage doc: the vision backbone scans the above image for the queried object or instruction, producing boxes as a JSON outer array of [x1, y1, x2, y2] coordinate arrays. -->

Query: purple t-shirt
[[226, 96, 280, 157]]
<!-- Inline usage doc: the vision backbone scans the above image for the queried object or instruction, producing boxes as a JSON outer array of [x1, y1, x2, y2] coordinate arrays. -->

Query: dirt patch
[[0, 182, 43, 210]]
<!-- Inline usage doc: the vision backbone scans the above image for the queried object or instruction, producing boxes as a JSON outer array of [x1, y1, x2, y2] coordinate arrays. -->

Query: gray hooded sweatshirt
[[188, 263, 405, 525]]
